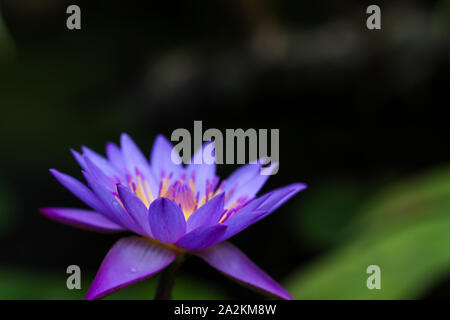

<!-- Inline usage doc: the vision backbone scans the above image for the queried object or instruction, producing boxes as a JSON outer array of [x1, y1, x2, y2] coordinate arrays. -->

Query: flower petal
[[223, 160, 271, 206], [222, 162, 260, 194], [106, 142, 126, 173], [216, 183, 306, 243], [186, 142, 216, 199], [117, 184, 152, 237], [195, 241, 293, 300], [150, 134, 182, 180], [251, 183, 307, 222], [71, 149, 87, 170], [186, 193, 225, 232], [49, 169, 107, 214], [82, 145, 122, 181], [175, 224, 227, 251], [86, 236, 178, 300], [40, 207, 125, 233], [148, 198, 186, 244], [216, 209, 267, 244], [83, 172, 139, 233], [83, 155, 116, 191], [120, 133, 158, 197]]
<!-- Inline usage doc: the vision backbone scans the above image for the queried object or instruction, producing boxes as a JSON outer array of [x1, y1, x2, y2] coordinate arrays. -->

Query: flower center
[[123, 169, 250, 222]]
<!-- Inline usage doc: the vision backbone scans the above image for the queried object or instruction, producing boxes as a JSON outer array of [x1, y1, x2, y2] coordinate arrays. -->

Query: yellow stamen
[[135, 175, 149, 208], [159, 178, 170, 197], [143, 179, 154, 204]]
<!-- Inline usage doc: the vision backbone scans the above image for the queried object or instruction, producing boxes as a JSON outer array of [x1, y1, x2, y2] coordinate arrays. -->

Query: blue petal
[[195, 241, 294, 300], [150, 134, 182, 181], [214, 183, 306, 244], [117, 184, 153, 237], [106, 142, 126, 172], [176, 224, 227, 251], [120, 133, 158, 197], [86, 236, 178, 300], [148, 198, 186, 244], [186, 193, 225, 232], [50, 169, 107, 214], [83, 171, 140, 233], [82, 145, 122, 180], [222, 160, 271, 205], [40, 207, 125, 233], [83, 155, 116, 191], [185, 141, 216, 199]]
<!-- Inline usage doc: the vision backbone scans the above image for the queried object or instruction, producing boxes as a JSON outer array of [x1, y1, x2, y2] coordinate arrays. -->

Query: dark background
[[0, 0, 449, 299]]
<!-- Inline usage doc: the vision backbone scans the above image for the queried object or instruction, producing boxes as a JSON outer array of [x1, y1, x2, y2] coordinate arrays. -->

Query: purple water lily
[[40, 134, 306, 300]]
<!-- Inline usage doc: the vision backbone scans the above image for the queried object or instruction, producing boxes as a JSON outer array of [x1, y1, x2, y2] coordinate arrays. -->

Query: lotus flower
[[40, 134, 306, 300]]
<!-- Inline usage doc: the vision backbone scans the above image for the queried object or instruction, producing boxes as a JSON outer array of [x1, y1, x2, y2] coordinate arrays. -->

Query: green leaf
[[352, 166, 450, 238], [286, 214, 450, 299], [286, 166, 450, 299]]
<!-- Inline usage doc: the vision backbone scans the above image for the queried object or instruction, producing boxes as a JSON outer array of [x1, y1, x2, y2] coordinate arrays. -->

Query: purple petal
[[216, 183, 306, 243], [196, 241, 293, 300], [227, 173, 269, 205], [150, 134, 182, 180], [106, 142, 126, 173], [81, 145, 121, 180], [117, 184, 152, 237], [120, 133, 158, 196], [49, 169, 107, 214], [186, 142, 216, 199], [251, 183, 307, 222], [222, 161, 269, 205], [216, 209, 267, 244], [223, 162, 260, 193], [40, 207, 125, 233], [186, 193, 225, 232], [175, 224, 227, 251], [71, 149, 86, 170], [148, 198, 186, 244], [83, 155, 116, 191], [86, 236, 178, 300], [83, 172, 139, 233]]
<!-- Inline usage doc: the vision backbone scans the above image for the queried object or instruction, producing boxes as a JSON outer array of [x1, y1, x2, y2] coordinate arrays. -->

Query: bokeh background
[[1, 0, 450, 299]]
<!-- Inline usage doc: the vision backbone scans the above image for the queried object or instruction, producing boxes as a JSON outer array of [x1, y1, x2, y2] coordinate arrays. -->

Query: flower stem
[[154, 254, 186, 300]]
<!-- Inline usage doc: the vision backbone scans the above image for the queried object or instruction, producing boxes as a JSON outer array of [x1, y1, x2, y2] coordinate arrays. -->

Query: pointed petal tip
[[120, 133, 137, 150], [49, 168, 65, 180], [105, 141, 118, 151], [120, 132, 131, 141], [38, 207, 51, 215], [155, 133, 169, 142], [196, 242, 294, 300], [292, 182, 307, 192], [85, 236, 178, 300], [70, 148, 80, 155], [213, 192, 226, 203]]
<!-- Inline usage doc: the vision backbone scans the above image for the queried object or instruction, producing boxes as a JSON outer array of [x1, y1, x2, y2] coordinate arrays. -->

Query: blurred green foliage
[[286, 166, 450, 299], [0, 11, 14, 61], [0, 268, 228, 299], [292, 179, 366, 249]]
